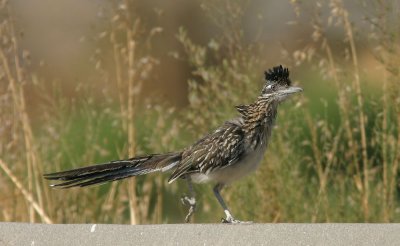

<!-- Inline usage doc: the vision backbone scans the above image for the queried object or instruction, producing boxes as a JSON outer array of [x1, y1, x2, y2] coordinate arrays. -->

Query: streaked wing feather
[[168, 121, 244, 183]]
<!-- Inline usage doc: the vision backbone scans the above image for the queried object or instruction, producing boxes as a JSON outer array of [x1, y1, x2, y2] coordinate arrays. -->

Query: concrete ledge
[[0, 223, 399, 245]]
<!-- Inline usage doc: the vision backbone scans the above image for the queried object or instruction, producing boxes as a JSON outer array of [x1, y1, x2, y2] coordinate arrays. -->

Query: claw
[[181, 195, 195, 206], [221, 216, 252, 224]]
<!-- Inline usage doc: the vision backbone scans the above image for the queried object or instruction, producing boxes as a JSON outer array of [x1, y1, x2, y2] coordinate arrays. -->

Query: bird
[[44, 65, 302, 224]]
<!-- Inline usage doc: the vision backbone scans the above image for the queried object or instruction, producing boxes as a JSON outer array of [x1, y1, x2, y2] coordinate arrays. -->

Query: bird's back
[[169, 99, 278, 185], [168, 120, 246, 183]]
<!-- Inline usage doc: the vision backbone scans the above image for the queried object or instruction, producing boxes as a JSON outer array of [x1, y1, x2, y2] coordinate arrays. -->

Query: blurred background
[[1, 0, 399, 224]]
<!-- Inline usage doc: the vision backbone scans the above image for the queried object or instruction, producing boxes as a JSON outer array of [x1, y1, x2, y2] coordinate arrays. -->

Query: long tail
[[44, 152, 182, 188]]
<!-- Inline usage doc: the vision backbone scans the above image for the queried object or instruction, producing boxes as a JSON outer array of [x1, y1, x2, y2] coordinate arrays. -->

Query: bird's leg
[[213, 183, 252, 224], [213, 183, 236, 223], [181, 175, 196, 223]]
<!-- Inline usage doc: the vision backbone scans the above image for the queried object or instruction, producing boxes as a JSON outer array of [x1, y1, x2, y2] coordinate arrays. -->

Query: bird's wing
[[168, 121, 245, 183]]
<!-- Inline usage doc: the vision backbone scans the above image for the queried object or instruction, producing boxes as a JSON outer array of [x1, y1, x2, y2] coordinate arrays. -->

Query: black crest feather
[[264, 65, 290, 84]]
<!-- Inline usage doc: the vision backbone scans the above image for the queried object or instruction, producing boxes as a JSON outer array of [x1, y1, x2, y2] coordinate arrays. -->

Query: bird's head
[[261, 65, 302, 102]]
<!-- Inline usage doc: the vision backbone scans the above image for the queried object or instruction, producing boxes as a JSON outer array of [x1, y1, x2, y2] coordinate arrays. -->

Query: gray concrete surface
[[0, 223, 399, 246]]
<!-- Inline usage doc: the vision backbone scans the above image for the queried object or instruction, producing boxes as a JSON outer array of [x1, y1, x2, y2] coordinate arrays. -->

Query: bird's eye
[[264, 83, 276, 93]]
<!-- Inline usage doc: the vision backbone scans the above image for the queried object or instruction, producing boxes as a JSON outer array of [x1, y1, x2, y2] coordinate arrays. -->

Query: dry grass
[[1, 0, 400, 224], [284, 0, 400, 222], [0, 2, 50, 222]]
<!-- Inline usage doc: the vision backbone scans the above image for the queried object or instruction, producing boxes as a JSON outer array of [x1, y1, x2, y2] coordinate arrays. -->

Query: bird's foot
[[181, 195, 196, 223], [221, 215, 252, 224]]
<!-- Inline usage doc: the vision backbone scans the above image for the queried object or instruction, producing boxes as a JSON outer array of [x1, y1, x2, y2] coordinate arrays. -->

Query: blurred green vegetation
[[1, 0, 400, 224]]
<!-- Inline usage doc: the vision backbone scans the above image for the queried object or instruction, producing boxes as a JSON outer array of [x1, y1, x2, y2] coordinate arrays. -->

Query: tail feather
[[44, 152, 181, 188]]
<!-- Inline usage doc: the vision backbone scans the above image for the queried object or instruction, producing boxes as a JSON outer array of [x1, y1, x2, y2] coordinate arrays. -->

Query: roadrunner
[[44, 65, 302, 223]]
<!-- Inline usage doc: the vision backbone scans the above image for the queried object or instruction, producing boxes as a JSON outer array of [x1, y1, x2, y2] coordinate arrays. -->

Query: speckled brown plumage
[[44, 65, 302, 223]]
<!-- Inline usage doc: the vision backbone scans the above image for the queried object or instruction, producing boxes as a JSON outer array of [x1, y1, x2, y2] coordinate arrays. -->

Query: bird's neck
[[236, 98, 278, 150]]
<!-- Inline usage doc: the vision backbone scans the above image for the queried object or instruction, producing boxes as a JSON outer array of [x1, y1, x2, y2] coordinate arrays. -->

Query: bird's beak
[[276, 86, 303, 102], [281, 86, 303, 95]]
